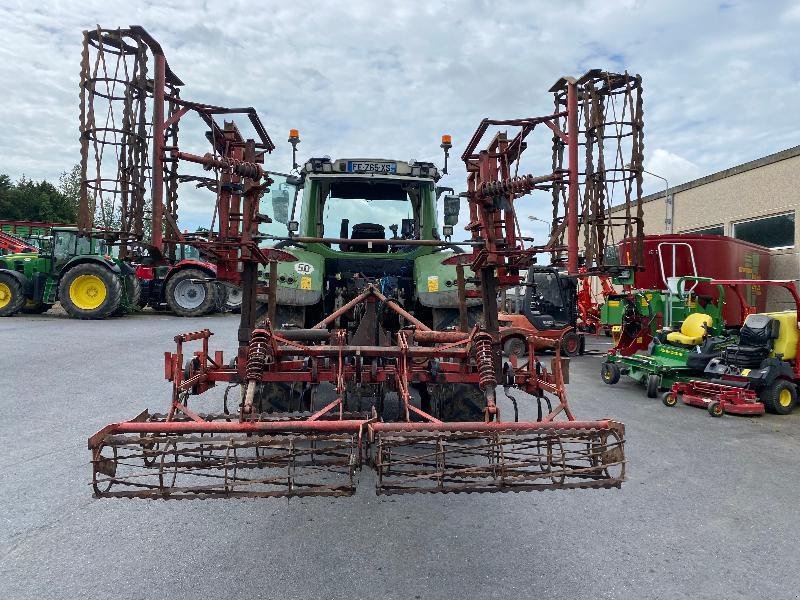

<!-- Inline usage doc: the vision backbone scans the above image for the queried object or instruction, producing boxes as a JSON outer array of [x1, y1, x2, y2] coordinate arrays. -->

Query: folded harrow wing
[[86, 26, 643, 498]]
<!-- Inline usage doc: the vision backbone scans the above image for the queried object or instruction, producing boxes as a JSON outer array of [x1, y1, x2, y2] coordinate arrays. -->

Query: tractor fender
[[0, 268, 28, 287], [164, 260, 217, 284], [60, 255, 122, 279]]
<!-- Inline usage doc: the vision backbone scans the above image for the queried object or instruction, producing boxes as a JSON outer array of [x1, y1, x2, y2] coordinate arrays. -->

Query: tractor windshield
[[319, 179, 420, 252]]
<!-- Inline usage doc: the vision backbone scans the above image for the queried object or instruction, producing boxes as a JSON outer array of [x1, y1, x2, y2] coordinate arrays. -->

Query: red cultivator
[[90, 308, 625, 497], [86, 26, 643, 498]]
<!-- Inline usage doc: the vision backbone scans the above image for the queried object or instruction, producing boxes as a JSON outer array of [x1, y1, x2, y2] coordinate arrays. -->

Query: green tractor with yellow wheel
[[0, 227, 137, 319]]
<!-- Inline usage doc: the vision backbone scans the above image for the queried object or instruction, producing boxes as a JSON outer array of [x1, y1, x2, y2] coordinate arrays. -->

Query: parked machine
[[663, 280, 800, 416], [78, 27, 244, 317], [0, 227, 136, 318], [499, 267, 584, 358], [86, 27, 644, 498], [601, 277, 736, 397]]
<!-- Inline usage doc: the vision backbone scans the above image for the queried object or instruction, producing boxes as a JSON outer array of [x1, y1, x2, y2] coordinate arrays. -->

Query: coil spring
[[474, 332, 496, 390], [246, 329, 270, 380], [202, 153, 264, 179], [477, 175, 536, 199]]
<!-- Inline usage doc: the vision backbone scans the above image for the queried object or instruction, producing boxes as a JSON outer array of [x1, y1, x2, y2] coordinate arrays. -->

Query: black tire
[[661, 390, 678, 407], [646, 374, 661, 398], [503, 336, 527, 359], [561, 332, 581, 357], [222, 284, 243, 314], [707, 400, 724, 417], [601, 362, 621, 385], [381, 391, 402, 422], [429, 383, 486, 422], [21, 300, 52, 315], [0, 272, 24, 317], [165, 268, 218, 317], [114, 275, 141, 316], [760, 379, 797, 415], [58, 263, 122, 319]]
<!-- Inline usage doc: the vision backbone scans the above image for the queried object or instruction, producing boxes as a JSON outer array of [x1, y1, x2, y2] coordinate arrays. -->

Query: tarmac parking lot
[[1, 312, 799, 600]]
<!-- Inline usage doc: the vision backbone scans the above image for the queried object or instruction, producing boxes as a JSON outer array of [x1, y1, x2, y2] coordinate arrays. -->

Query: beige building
[[611, 145, 800, 309]]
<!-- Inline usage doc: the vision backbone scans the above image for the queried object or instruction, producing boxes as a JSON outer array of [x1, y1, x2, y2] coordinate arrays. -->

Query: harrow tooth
[[371, 425, 625, 495]]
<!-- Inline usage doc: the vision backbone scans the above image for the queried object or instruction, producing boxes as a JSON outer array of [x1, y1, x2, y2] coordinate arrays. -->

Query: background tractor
[[0, 227, 136, 319]]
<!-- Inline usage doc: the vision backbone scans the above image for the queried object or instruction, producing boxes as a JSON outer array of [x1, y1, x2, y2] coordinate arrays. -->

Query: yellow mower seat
[[666, 313, 712, 346]]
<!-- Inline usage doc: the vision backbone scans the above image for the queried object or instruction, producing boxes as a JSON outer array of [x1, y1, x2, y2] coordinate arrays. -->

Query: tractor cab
[[256, 158, 477, 330], [52, 228, 111, 270]]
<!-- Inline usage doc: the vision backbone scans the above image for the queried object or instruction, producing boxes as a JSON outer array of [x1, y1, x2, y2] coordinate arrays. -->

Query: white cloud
[[0, 0, 797, 232], [644, 149, 704, 193]]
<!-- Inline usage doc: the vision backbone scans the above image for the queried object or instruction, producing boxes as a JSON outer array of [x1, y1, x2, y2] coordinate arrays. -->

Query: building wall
[[608, 148, 800, 311]]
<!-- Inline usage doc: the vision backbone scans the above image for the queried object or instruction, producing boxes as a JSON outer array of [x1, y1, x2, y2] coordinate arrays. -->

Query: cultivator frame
[[87, 26, 640, 498]]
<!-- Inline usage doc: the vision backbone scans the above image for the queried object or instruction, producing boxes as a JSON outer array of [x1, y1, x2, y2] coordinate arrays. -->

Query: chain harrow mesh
[[374, 426, 625, 495]]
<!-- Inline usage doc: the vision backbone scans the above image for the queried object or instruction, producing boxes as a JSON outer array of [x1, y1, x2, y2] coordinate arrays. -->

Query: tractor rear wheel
[[165, 268, 217, 317], [429, 383, 486, 422], [215, 283, 243, 313], [114, 275, 141, 316], [58, 263, 122, 319], [760, 379, 797, 415], [0, 273, 24, 317]]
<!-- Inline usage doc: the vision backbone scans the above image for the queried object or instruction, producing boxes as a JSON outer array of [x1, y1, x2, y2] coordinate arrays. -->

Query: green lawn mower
[[600, 278, 737, 397]]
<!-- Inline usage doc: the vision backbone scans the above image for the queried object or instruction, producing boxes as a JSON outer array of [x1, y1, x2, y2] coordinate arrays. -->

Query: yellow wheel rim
[[779, 388, 792, 408], [0, 282, 11, 309], [69, 274, 107, 310]]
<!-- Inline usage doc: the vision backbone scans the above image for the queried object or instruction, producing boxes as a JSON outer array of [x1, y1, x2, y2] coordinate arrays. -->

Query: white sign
[[294, 262, 314, 275]]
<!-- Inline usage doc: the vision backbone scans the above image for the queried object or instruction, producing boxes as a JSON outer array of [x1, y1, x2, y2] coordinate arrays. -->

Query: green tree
[[0, 169, 79, 223]]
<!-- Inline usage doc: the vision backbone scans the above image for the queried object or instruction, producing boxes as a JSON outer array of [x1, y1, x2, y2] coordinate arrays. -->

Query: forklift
[[500, 267, 584, 358]]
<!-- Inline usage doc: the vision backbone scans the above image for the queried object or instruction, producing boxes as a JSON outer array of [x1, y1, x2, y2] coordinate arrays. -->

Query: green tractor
[[251, 157, 483, 414], [256, 158, 479, 331], [0, 227, 137, 319]]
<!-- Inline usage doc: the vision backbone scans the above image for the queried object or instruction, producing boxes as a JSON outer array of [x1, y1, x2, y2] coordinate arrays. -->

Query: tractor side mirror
[[443, 195, 460, 226], [271, 186, 290, 224]]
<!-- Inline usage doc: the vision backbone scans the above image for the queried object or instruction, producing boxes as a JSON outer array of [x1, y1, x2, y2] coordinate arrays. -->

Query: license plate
[[346, 161, 397, 174]]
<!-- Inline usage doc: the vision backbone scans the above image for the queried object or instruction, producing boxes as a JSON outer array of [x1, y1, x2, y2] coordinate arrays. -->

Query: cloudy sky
[[1, 0, 799, 237]]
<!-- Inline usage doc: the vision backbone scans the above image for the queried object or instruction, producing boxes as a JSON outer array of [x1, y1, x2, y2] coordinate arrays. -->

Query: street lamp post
[[626, 164, 672, 234], [643, 169, 671, 234]]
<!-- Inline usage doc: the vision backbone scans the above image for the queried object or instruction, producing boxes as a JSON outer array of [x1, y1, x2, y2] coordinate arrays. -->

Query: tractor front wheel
[[0, 273, 24, 317], [165, 268, 218, 317], [58, 263, 122, 319], [760, 379, 797, 415]]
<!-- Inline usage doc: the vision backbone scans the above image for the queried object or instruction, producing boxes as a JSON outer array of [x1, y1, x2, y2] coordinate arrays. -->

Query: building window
[[732, 212, 795, 249], [683, 224, 724, 236]]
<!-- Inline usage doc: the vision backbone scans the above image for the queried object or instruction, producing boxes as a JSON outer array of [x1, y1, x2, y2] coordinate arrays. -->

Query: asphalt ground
[[1, 311, 799, 600]]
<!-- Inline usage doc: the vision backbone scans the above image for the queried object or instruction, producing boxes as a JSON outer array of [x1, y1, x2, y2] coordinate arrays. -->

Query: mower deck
[[665, 380, 764, 417]]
